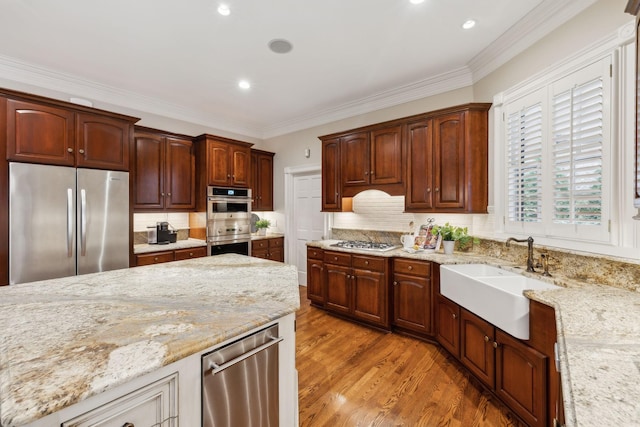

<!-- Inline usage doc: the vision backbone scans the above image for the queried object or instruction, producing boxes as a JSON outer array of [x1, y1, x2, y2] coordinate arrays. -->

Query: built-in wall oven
[[207, 186, 252, 256]]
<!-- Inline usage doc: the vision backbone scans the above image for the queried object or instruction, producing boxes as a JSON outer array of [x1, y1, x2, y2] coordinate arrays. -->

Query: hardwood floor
[[296, 286, 525, 427]]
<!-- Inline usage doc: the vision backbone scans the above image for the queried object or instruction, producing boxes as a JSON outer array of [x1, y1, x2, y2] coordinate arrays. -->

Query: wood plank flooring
[[296, 286, 525, 427]]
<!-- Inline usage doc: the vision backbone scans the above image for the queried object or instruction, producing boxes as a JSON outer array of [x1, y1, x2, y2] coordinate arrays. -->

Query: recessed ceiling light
[[268, 39, 293, 54], [462, 19, 476, 30], [217, 4, 230, 16], [409, 0, 425, 4], [238, 80, 251, 90]]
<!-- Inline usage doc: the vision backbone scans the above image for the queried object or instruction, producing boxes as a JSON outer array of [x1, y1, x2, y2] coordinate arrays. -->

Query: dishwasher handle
[[208, 336, 283, 375]]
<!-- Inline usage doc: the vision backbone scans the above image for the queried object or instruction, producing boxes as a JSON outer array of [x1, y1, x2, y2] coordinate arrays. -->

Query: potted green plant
[[431, 222, 471, 254], [255, 219, 271, 236]]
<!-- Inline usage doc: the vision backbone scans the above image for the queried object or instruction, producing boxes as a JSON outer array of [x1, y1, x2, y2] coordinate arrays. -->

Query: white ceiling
[[0, 0, 596, 139]]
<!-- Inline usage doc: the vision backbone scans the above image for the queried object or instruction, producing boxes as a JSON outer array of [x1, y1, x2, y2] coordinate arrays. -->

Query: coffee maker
[[156, 221, 177, 244]]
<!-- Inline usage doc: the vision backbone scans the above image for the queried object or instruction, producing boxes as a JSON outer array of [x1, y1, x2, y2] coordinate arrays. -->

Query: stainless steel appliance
[[206, 186, 251, 256], [331, 240, 400, 252], [9, 162, 129, 285], [202, 324, 281, 427]]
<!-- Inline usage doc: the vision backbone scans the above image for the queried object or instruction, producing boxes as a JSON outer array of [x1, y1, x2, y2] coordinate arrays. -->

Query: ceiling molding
[[0, 54, 264, 139], [261, 67, 473, 139], [468, 0, 598, 82]]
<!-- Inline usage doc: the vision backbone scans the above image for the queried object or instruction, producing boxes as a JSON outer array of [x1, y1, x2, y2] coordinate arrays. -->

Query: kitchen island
[[0, 254, 300, 426]]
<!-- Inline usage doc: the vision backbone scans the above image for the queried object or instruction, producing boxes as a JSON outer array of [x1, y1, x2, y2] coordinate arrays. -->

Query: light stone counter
[[0, 254, 300, 427], [308, 240, 640, 426], [133, 237, 207, 254]]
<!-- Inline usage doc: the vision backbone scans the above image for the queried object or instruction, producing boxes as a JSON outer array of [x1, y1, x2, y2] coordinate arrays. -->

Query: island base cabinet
[[62, 373, 178, 426]]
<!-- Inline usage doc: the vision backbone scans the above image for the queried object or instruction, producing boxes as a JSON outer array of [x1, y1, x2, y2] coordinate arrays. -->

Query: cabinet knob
[[408, 265, 413, 270], [365, 260, 369, 265], [67, 147, 73, 153], [78, 149, 85, 154], [154, 257, 159, 261], [393, 281, 398, 286], [484, 335, 490, 342], [167, 192, 172, 196], [189, 252, 193, 256], [227, 174, 231, 178], [334, 256, 338, 261], [452, 313, 457, 319], [161, 193, 165, 196], [435, 187, 440, 192], [493, 342, 499, 348], [364, 171, 368, 175], [370, 171, 374, 175], [426, 188, 431, 193]]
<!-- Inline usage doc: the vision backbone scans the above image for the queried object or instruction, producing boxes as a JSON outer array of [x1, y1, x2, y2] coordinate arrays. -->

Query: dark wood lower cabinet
[[322, 250, 389, 329], [251, 237, 284, 262], [392, 258, 433, 336], [435, 294, 460, 357], [460, 308, 496, 388], [135, 246, 206, 266]]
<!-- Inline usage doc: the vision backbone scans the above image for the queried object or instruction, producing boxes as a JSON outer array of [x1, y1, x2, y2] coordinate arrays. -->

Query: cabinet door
[[174, 246, 207, 260], [370, 125, 402, 185], [255, 152, 274, 211], [134, 132, 165, 210], [135, 251, 175, 266], [322, 138, 342, 211], [340, 132, 370, 186], [269, 237, 284, 262], [433, 112, 465, 209], [165, 137, 195, 210], [206, 140, 231, 186], [435, 295, 460, 358], [353, 267, 388, 327], [251, 248, 269, 259], [76, 112, 130, 170], [405, 119, 434, 211], [392, 272, 432, 335], [6, 99, 75, 166], [230, 144, 251, 187], [495, 329, 548, 427], [460, 308, 495, 388], [324, 263, 351, 315], [307, 258, 325, 304]]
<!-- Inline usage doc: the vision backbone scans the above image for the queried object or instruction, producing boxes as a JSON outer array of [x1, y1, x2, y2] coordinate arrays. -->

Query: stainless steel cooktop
[[331, 240, 399, 252]]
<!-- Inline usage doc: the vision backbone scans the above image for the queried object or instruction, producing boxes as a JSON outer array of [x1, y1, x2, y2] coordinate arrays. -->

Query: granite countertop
[[251, 233, 285, 241], [307, 240, 640, 426], [0, 254, 300, 427], [133, 237, 207, 254]]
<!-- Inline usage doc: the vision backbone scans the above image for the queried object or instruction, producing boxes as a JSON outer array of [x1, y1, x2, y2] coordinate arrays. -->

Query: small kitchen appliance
[[156, 221, 177, 244], [147, 226, 157, 244]]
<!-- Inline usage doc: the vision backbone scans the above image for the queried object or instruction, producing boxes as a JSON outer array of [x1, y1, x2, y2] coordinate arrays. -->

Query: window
[[503, 57, 611, 242]]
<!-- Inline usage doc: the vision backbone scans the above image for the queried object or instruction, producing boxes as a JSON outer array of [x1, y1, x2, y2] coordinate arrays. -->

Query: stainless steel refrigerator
[[9, 162, 129, 285]]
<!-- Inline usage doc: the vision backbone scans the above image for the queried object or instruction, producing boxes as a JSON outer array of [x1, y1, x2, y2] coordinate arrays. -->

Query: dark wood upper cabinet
[[6, 98, 133, 171], [319, 103, 490, 213], [251, 149, 274, 211], [322, 138, 342, 211], [133, 127, 195, 211]]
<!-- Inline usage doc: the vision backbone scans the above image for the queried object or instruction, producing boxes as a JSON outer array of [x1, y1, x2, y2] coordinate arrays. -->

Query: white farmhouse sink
[[440, 264, 561, 339]]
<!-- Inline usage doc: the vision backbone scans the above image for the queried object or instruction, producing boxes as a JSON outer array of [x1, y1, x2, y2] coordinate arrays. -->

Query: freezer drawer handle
[[80, 189, 87, 256], [67, 188, 73, 257], [208, 336, 283, 375]]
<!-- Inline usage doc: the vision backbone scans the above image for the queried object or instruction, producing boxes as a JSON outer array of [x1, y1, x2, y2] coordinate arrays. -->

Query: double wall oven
[[207, 186, 251, 256]]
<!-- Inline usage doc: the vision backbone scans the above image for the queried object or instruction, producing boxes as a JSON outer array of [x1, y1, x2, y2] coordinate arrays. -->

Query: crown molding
[[262, 67, 473, 139], [468, 0, 598, 82], [0, 54, 264, 138]]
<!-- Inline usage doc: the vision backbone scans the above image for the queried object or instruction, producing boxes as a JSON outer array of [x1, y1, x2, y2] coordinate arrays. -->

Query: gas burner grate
[[331, 240, 399, 252]]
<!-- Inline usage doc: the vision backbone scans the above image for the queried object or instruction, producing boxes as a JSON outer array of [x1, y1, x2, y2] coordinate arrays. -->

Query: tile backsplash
[[133, 213, 190, 232]]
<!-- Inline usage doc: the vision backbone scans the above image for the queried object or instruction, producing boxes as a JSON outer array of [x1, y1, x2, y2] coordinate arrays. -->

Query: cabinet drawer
[[352, 255, 386, 271], [393, 258, 431, 277], [253, 239, 269, 249], [307, 247, 323, 260], [323, 251, 352, 266], [174, 246, 207, 260], [135, 251, 175, 266], [62, 373, 178, 426], [269, 237, 284, 248]]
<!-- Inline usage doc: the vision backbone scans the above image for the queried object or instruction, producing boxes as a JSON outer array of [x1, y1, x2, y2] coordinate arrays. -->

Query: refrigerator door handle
[[67, 188, 73, 258], [80, 188, 87, 256]]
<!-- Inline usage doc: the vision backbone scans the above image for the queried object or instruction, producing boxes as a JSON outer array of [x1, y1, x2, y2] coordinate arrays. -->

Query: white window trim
[[492, 21, 640, 258]]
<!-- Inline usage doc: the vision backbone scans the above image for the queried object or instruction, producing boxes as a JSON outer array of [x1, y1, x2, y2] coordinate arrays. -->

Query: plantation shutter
[[505, 89, 545, 233]]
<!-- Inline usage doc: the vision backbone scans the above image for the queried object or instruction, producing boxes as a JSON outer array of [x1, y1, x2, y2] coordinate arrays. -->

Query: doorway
[[284, 165, 325, 285]]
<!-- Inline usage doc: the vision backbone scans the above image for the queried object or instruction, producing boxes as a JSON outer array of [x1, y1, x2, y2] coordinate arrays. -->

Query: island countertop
[[0, 254, 300, 427]]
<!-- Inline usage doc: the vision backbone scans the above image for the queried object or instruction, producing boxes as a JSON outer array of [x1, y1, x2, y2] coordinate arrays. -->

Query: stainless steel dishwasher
[[201, 324, 282, 427]]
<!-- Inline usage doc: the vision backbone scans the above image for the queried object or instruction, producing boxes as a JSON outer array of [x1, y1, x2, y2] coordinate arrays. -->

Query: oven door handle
[[208, 197, 251, 203], [208, 336, 283, 375]]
